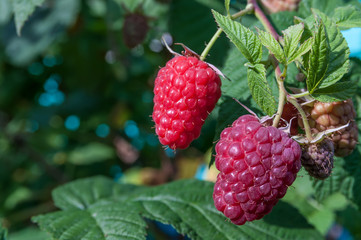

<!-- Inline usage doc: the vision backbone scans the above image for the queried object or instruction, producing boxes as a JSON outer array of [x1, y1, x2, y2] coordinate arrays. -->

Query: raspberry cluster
[[152, 56, 221, 149], [213, 115, 301, 225], [301, 139, 334, 180], [301, 100, 358, 157]]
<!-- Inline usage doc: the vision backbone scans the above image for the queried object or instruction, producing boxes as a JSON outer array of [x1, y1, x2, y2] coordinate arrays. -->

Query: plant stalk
[[291, 91, 310, 98], [200, 6, 254, 61], [288, 96, 313, 141]]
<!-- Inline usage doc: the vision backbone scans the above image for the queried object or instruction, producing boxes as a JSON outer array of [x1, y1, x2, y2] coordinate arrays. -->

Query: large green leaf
[[212, 10, 262, 64], [12, 0, 45, 35], [247, 64, 277, 116], [298, 0, 343, 17], [332, 5, 361, 29], [311, 79, 357, 102], [306, 11, 350, 94], [306, 20, 329, 93], [33, 176, 322, 240]]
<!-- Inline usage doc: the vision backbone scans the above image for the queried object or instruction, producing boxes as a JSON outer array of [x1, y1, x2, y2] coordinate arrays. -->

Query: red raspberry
[[152, 56, 222, 149], [213, 115, 301, 225]]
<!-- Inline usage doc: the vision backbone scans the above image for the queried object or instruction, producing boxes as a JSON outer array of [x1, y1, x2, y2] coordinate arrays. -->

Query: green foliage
[[282, 23, 304, 64], [306, 20, 329, 93], [332, 5, 361, 29], [1, 0, 361, 238], [247, 64, 277, 116], [258, 29, 286, 64], [212, 10, 262, 64], [33, 176, 322, 240], [12, 0, 45, 35]]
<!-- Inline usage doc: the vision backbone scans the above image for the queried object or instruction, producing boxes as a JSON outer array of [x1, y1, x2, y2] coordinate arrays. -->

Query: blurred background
[[0, 0, 361, 239], [0, 0, 229, 239]]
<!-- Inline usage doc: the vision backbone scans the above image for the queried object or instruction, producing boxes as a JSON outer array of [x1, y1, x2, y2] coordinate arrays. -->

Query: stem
[[272, 66, 287, 127], [200, 28, 223, 61], [291, 91, 310, 98], [249, 0, 280, 40], [288, 96, 313, 141], [200, 6, 254, 61]]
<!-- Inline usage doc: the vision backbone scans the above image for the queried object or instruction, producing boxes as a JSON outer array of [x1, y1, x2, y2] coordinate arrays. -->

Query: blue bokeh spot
[[28, 62, 44, 76], [164, 148, 175, 158], [64, 115, 80, 131], [44, 78, 59, 93], [124, 120, 139, 138], [96, 123, 110, 138], [43, 56, 57, 67]]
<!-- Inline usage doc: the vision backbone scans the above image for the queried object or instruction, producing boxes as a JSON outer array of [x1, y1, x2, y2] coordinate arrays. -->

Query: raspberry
[[300, 99, 358, 157], [261, 0, 301, 13], [122, 13, 149, 48], [152, 55, 222, 149], [301, 139, 334, 180], [213, 115, 301, 225]]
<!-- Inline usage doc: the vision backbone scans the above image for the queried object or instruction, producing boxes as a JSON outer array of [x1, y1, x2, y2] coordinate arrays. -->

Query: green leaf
[[311, 10, 351, 89], [34, 176, 322, 240], [3, 0, 80, 66], [306, 20, 329, 93], [247, 64, 277, 116], [212, 10, 262, 64], [287, 37, 313, 63], [225, 0, 230, 16], [311, 80, 358, 102], [12, 0, 45, 35], [8, 227, 50, 240], [258, 29, 286, 64], [282, 23, 304, 63], [332, 5, 361, 29]]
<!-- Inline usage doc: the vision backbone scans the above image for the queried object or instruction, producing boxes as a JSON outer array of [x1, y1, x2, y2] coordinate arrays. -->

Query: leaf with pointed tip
[[12, 0, 45, 36], [332, 5, 361, 29], [247, 64, 277, 116], [282, 23, 304, 63], [258, 29, 286, 64], [287, 37, 313, 64], [306, 20, 329, 93], [310, 9, 350, 89], [212, 10, 262, 64], [311, 80, 357, 102]]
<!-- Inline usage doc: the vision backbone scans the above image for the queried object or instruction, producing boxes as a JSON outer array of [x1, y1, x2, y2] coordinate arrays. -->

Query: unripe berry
[[301, 139, 334, 180], [213, 115, 301, 225], [152, 55, 222, 149], [300, 99, 358, 157]]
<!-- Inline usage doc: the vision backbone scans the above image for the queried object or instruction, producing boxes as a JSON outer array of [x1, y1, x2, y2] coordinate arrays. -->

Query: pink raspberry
[[213, 115, 301, 225], [152, 55, 222, 149]]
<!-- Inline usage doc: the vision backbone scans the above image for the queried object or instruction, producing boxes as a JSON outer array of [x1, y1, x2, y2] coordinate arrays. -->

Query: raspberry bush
[[2, 0, 361, 239]]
